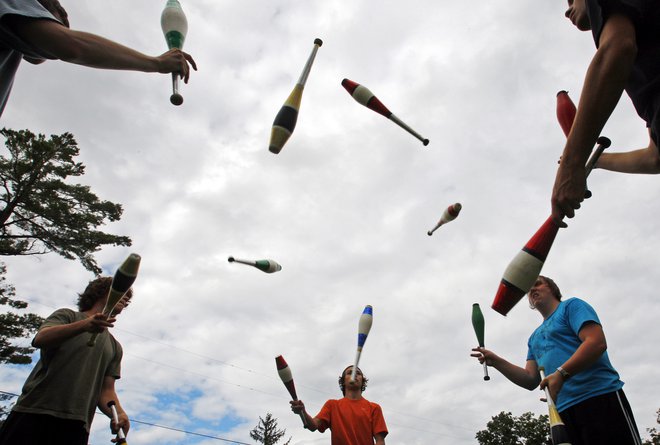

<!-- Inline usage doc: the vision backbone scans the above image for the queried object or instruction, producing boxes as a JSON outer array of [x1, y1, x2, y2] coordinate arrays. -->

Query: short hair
[[77, 276, 133, 311], [338, 365, 368, 395], [538, 275, 562, 301], [528, 275, 562, 309]]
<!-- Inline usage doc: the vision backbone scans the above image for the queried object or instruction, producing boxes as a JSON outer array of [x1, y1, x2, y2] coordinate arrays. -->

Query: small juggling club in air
[[161, 0, 188, 105], [428, 203, 462, 236], [471, 303, 490, 381], [269, 38, 323, 154], [341, 78, 429, 146], [88, 253, 141, 347], [275, 355, 307, 427], [351, 305, 373, 382], [228, 256, 282, 273], [539, 367, 572, 445]]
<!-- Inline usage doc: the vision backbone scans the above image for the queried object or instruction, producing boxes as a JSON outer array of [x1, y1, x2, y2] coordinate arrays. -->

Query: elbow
[[649, 149, 660, 173], [599, 36, 637, 67]]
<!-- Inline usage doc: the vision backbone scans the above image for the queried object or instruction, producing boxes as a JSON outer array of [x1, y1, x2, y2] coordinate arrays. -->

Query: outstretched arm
[[595, 131, 660, 173], [471, 347, 540, 390], [32, 313, 116, 349], [551, 13, 637, 223], [5, 16, 196, 82]]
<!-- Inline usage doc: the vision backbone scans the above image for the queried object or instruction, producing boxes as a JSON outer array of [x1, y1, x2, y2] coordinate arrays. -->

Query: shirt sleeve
[[40, 308, 76, 329], [371, 403, 388, 437], [0, 0, 61, 59], [105, 338, 123, 379], [566, 298, 601, 335]]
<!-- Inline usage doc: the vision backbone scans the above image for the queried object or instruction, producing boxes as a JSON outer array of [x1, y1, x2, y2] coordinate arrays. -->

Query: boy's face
[[565, 0, 591, 31]]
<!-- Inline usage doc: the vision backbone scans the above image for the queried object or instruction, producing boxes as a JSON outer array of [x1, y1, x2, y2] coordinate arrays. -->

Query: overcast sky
[[1, 1, 659, 444]]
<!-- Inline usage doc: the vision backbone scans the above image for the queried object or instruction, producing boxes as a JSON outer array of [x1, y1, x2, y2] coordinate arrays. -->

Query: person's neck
[[344, 389, 362, 400], [84, 300, 106, 316], [539, 298, 560, 319]]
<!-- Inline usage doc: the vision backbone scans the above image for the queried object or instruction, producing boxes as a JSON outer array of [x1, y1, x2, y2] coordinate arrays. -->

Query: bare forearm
[[559, 337, 606, 377], [492, 359, 539, 390], [11, 18, 158, 71], [596, 147, 660, 174], [32, 321, 87, 348]]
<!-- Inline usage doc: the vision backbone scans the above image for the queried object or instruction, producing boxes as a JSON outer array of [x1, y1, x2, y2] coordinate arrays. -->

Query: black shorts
[[0, 411, 89, 445], [559, 389, 642, 445]]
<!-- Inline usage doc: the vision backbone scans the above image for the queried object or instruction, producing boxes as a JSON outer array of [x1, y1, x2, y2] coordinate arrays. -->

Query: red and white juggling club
[[341, 79, 429, 146], [491, 135, 610, 316], [556, 90, 610, 199], [161, 0, 188, 105], [275, 355, 307, 427], [491, 217, 559, 316], [556, 90, 576, 138], [428, 203, 462, 236], [351, 305, 373, 382]]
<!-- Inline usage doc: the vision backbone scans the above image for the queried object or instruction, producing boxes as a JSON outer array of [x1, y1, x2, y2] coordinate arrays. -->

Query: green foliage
[[476, 411, 551, 445], [0, 128, 131, 274], [0, 263, 43, 364], [643, 409, 660, 445], [250, 413, 291, 445]]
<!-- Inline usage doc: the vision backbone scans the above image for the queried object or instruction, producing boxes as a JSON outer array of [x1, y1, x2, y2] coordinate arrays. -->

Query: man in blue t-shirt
[[472, 276, 641, 445], [551, 0, 660, 226]]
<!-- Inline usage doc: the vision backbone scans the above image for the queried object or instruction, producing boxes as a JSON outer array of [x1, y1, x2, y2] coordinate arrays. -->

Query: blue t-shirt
[[526, 298, 623, 412], [585, 0, 660, 142], [0, 0, 59, 117]]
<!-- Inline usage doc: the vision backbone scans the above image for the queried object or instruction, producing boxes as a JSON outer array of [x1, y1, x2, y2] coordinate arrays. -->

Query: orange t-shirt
[[316, 397, 388, 445]]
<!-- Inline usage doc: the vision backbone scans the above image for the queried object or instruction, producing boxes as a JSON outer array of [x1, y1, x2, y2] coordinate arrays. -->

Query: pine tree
[[0, 128, 131, 274], [0, 263, 43, 365], [250, 413, 291, 445]]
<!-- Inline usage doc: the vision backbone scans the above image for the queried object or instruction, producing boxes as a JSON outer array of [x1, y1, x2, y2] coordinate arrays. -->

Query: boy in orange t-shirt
[[290, 365, 388, 445]]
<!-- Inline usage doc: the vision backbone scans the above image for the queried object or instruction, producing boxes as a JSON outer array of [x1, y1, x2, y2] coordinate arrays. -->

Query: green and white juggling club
[[87, 253, 141, 347], [471, 303, 490, 381], [228, 256, 282, 273], [161, 0, 188, 105]]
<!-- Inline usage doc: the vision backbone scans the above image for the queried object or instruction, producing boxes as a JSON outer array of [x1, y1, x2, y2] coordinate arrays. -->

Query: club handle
[[351, 350, 362, 381], [170, 73, 183, 106], [482, 361, 490, 381], [108, 401, 127, 444], [538, 368, 555, 406], [297, 407, 307, 428], [583, 136, 611, 199], [87, 332, 99, 347]]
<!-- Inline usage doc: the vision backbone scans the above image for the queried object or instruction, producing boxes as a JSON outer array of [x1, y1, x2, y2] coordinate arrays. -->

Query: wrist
[[556, 366, 571, 380]]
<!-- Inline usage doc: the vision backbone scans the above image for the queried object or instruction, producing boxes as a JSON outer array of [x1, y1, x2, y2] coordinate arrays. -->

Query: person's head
[[564, 0, 591, 31], [338, 365, 368, 395], [77, 277, 133, 313], [37, 0, 70, 27], [528, 275, 562, 309]]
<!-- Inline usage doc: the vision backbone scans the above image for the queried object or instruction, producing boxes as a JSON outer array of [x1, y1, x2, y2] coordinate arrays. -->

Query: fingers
[[159, 49, 197, 83], [183, 52, 197, 83]]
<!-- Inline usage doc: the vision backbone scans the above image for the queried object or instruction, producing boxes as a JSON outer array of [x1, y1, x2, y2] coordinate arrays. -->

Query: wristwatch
[[556, 366, 571, 380]]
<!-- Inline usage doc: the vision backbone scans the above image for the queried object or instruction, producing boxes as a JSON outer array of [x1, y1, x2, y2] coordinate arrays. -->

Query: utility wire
[[0, 390, 251, 444]]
